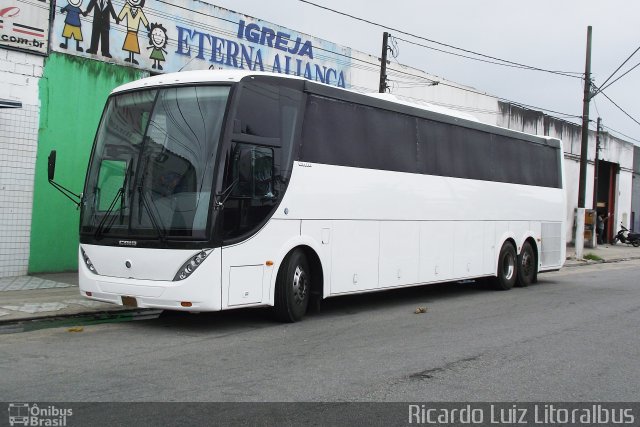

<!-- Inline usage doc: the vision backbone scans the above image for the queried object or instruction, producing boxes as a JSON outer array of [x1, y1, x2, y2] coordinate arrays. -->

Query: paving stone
[[1, 303, 68, 314], [0, 276, 75, 292], [64, 299, 108, 308]]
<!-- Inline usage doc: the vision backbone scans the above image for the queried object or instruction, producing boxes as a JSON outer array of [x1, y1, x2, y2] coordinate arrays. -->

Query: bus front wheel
[[493, 242, 517, 290], [274, 249, 311, 322]]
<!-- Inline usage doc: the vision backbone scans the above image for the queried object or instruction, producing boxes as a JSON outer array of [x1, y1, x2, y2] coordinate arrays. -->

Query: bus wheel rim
[[292, 266, 307, 305], [503, 253, 515, 280], [522, 251, 532, 276]]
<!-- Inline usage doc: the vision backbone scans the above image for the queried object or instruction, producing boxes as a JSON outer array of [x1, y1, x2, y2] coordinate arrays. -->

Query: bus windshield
[[81, 85, 230, 240]]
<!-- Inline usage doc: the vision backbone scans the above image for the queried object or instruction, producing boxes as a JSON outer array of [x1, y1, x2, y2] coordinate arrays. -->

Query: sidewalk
[[563, 242, 640, 266], [1, 243, 640, 326], [0, 272, 128, 324]]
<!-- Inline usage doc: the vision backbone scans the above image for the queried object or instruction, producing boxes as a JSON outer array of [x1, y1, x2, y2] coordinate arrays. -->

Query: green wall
[[29, 53, 147, 273]]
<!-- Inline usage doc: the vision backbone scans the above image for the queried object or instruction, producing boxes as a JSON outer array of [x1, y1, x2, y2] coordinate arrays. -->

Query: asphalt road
[[2, 260, 640, 403]]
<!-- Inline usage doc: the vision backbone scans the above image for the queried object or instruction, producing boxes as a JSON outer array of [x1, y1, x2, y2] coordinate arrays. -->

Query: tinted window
[[418, 120, 493, 181], [221, 82, 303, 242], [300, 95, 560, 188], [301, 96, 416, 173], [234, 83, 280, 138]]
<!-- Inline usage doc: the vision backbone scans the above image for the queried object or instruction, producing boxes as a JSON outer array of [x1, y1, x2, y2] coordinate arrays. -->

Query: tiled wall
[[0, 49, 43, 278]]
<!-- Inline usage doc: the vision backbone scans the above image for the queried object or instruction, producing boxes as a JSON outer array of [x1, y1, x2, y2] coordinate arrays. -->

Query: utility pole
[[379, 32, 390, 93], [575, 26, 592, 259], [592, 117, 601, 212]]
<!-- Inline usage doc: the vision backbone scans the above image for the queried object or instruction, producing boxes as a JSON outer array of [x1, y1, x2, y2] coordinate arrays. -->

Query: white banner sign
[[0, 0, 50, 54]]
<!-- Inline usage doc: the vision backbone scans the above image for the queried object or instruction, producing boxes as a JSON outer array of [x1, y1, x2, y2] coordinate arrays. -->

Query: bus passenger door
[[220, 144, 279, 308]]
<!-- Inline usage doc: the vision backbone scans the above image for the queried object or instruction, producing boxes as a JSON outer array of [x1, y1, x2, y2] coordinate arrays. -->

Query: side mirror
[[47, 149, 81, 208], [48, 150, 57, 181]]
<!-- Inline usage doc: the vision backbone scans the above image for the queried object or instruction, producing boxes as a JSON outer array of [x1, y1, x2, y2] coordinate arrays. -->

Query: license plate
[[121, 296, 138, 307]]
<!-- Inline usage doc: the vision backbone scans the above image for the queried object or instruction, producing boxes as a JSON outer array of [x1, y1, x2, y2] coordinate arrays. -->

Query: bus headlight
[[81, 248, 99, 275], [174, 250, 209, 281]]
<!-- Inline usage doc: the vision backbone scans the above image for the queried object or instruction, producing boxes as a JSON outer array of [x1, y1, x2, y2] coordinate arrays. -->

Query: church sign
[[51, 0, 352, 87]]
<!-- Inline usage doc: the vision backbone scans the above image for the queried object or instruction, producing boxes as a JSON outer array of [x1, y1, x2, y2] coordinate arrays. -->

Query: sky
[[206, 0, 640, 145]]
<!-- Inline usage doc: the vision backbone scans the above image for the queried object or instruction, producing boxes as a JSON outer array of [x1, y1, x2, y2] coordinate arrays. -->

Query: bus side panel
[[300, 220, 333, 298], [419, 222, 454, 283], [494, 221, 516, 267], [221, 219, 301, 309], [330, 220, 380, 294], [379, 221, 420, 288], [540, 222, 564, 269], [453, 221, 484, 279], [509, 221, 531, 252], [482, 221, 497, 276]]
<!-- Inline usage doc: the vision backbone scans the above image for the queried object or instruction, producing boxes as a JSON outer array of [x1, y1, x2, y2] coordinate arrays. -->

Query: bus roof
[[112, 70, 561, 149], [112, 70, 301, 94]]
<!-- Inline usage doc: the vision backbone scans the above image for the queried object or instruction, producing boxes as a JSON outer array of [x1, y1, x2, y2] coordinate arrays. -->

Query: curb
[[563, 255, 640, 268], [0, 308, 161, 333]]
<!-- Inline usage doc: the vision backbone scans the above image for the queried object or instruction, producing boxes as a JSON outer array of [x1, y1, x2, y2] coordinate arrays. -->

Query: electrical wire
[[595, 45, 640, 94], [296, 0, 583, 79], [393, 36, 581, 78], [601, 124, 640, 144], [389, 36, 400, 59], [597, 90, 640, 127], [597, 61, 640, 94], [592, 93, 602, 121], [385, 68, 581, 118]]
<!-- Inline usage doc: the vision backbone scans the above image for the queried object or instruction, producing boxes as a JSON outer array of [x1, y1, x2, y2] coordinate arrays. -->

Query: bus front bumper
[[78, 249, 223, 312]]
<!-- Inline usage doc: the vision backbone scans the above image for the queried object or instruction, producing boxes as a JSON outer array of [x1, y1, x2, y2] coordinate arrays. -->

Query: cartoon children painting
[[118, 0, 149, 65], [60, 0, 84, 52], [147, 23, 168, 70]]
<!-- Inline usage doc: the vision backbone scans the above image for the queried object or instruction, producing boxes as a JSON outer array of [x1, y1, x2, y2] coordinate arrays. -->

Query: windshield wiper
[[137, 185, 166, 242], [94, 161, 132, 239], [120, 161, 133, 223], [94, 187, 125, 239]]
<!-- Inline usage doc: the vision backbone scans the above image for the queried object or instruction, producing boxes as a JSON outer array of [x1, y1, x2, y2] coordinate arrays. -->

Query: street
[[1, 260, 639, 402]]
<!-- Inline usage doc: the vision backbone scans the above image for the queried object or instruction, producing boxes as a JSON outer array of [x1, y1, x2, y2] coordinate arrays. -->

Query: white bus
[[63, 70, 565, 322]]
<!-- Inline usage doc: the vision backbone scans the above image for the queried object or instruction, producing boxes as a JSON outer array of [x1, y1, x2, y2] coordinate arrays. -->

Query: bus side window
[[232, 144, 274, 199]]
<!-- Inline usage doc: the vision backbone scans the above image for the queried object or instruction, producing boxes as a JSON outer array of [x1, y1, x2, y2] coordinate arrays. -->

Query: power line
[[296, 0, 583, 79], [385, 68, 581, 119], [595, 44, 640, 94], [601, 124, 640, 144], [597, 61, 640, 94], [393, 36, 582, 79], [597, 89, 640, 127]]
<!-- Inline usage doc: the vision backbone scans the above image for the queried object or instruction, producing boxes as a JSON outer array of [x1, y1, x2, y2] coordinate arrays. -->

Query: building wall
[[631, 146, 640, 232], [28, 53, 146, 273], [0, 49, 43, 278]]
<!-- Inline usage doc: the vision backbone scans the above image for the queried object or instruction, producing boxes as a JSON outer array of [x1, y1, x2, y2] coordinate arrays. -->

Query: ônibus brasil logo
[[7, 403, 72, 426]]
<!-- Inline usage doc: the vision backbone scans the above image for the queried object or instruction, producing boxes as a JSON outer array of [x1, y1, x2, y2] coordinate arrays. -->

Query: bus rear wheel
[[493, 242, 517, 290], [274, 249, 311, 322], [516, 241, 536, 287]]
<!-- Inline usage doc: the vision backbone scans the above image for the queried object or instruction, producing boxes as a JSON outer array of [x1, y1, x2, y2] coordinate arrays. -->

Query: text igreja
[[174, 25, 346, 88]]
